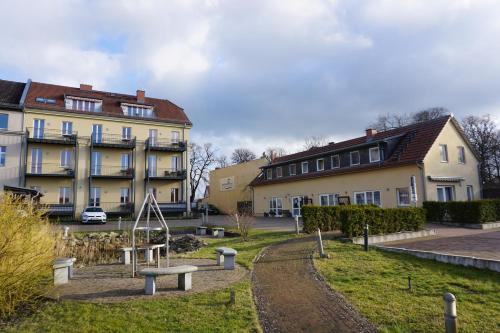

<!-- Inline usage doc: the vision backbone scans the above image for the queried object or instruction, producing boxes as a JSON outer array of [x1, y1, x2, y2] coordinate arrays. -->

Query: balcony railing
[[90, 165, 135, 178], [27, 128, 77, 145], [157, 202, 187, 213], [91, 133, 136, 148], [26, 163, 75, 177], [146, 168, 187, 180], [145, 138, 187, 152], [44, 203, 74, 216], [88, 202, 134, 214]]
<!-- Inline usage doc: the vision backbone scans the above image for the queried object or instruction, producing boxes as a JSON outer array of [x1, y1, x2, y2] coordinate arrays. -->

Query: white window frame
[[301, 161, 309, 174], [122, 127, 132, 140], [171, 131, 180, 143], [61, 121, 73, 136], [350, 151, 360, 166], [369, 147, 380, 163], [331, 155, 340, 169], [269, 197, 283, 217], [354, 190, 381, 206], [33, 119, 45, 139], [89, 187, 101, 206], [276, 166, 283, 178], [316, 158, 325, 171], [466, 185, 474, 201], [439, 144, 448, 162], [457, 146, 466, 164], [59, 187, 71, 204], [396, 187, 410, 206], [437, 186, 454, 202], [171, 155, 179, 171], [91, 151, 102, 175], [149, 129, 158, 146], [120, 187, 130, 203], [0, 113, 8, 130], [319, 193, 339, 206], [289, 164, 297, 176], [148, 155, 157, 177], [121, 153, 130, 170], [31, 148, 42, 173], [171, 188, 179, 202], [92, 124, 102, 143], [60, 149, 72, 168], [0, 146, 6, 167], [266, 168, 272, 180]]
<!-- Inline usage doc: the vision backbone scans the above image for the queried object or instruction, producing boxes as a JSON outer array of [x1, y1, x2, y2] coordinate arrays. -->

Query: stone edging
[[350, 229, 436, 245], [374, 245, 500, 273], [436, 221, 500, 230]]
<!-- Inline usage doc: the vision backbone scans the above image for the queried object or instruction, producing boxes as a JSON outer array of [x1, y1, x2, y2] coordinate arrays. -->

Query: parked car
[[193, 204, 220, 215], [81, 206, 107, 224]]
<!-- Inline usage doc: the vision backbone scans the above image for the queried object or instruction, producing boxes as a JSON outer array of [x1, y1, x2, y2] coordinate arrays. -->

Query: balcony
[[26, 163, 75, 178], [44, 203, 74, 216], [90, 165, 135, 179], [146, 168, 187, 181], [91, 133, 136, 149], [90, 202, 134, 215], [27, 128, 77, 145], [145, 138, 187, 152], [157, 202, 187, 214]]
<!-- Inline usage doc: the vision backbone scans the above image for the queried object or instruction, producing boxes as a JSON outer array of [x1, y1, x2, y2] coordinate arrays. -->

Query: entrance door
[[91, 151, 102, 175], [291, 196, 304, 217], [89, 187, 101, 206], [92, 124, 102, 143], [148, 155, 157, 176], [31, 148, 42, 173]]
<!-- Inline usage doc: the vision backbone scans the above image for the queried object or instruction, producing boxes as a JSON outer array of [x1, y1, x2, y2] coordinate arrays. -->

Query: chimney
[[137, 89, 145, 103], [366, 128, 377, 138], [80, 83, 92, 91]]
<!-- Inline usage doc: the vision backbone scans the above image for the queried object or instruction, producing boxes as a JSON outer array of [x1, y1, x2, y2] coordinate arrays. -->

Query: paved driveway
[[381, 224, 500, 260], [58, 215, 300, 233]]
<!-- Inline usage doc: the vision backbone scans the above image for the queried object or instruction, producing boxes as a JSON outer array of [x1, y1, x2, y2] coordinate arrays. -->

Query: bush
[[423, 200, 498, 224], [302, 205, 343, 233], [0, 195, 55, 320]]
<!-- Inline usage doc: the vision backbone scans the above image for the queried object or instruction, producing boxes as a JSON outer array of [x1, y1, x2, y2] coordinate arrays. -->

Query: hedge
[[423, 200, 499, 224], [302, 205, 426, 237]]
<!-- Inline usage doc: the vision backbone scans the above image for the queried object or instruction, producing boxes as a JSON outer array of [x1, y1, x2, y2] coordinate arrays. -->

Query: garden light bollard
[[444, 293, 457, 333], [364, 224, 369, 251], [295, 216, 300, 235], [317, 228, 326, 258], [62, 226, 69, 238]]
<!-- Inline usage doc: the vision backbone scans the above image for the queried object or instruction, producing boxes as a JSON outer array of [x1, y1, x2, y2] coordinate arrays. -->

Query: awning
[[427, 176, 465, 182]]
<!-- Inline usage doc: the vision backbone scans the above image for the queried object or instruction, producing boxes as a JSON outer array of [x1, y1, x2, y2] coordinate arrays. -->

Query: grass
[[315, 240, 500, 333], [2, 230, 296, 333]]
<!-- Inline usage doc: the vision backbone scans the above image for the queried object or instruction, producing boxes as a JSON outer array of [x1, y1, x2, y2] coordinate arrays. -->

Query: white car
[[81, 206, 107, 224]]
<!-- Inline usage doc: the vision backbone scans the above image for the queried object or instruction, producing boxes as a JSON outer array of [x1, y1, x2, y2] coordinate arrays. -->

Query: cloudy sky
[[1, 0, 500, 158]]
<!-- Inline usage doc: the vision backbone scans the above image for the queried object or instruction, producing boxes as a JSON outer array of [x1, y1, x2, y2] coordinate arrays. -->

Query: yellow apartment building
[[207, 158, 268, 214], [250, 116, 481, 217], [22, 82, 192, 219]]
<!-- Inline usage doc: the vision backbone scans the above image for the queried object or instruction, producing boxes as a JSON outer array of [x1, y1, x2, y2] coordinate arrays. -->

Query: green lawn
[[315, 240, 500, 333], [3, 230, 296, 333]]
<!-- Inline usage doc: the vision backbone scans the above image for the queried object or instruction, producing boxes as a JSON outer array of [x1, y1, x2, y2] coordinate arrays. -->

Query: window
[[266, 168, 272, 180], [126, 105, 153, 118], [171, 156, 179, 171], [439, 144, 448, 162], [317, 158, 325, 171], [289, 164, 297, 176], [458, 146, 466, 164], [60, 149, 72, 168], [301, 161, 309, 173], [148, 155, 157, 176], [120, 188, 130, 203], [354, 191, 381, 206], [437, 186, 454, 202], [61, 121, 72, 135], [171, 131, 180, 143], [319, 193, 339, 206], [59, 187, 71, 204], [72, 99, 96, 112], [0, 114, 8, 129], [92, 124, 102, 143], [350, 151, 360, 166], [466, 185, 474, 201], [171, 188, 179, 202], [276, 167, 283, 178], [121, 153, 130, 170], [369, 147, 380, 163], [122, 127, 132, 140], [0, 146, 6, 167], [91, 151, 102, 175], [89, 187, 101, 206], [149, 129, 158, 146], [397, 187, 410, 206], [33, 119, 45, 139], [269, 197, 283, 216], [31, 148, 42, 173], [331, 155, 340, 169]]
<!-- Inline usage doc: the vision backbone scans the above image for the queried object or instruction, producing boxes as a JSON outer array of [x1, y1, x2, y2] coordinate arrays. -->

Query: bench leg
[[216, 253, 224, 266], [224, 255, 236, 270], [68, 264, 73, 279], [145, 275, 156, 295], [178, 272, 192, 291], [122, 251, 131, 265]]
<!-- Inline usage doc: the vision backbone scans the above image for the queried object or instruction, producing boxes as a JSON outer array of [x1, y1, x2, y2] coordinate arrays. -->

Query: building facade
[[21, 81, 192, 219], [250, 116, 481, 217], [207, 158, 268, 214], [0, 79, 29, 190]]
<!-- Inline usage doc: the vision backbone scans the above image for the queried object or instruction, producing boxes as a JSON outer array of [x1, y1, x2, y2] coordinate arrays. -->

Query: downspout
[[417, 161, 427, 203]]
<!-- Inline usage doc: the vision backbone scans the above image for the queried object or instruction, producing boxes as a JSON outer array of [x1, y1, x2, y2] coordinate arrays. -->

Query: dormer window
[[266, 169, 272, 180], [65, 96, 102, 112], [317, 158, 325, 171], [369, 147, 380, 163], [350, 151, 360, 166], [121, 103, 154, 118]]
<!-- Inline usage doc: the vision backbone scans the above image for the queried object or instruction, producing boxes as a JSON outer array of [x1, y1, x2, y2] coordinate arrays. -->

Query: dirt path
[[252, 237, 377, 333]]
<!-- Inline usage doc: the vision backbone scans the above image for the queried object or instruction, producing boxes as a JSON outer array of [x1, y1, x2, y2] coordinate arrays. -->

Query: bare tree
[[189, 143, 217, 203], [303, 136, 327, 150], [412, 107, 448, 123], [231, 148, 256, 164], [462, 114, 499, 182], [216, 155, 230, 168], [263, 146, 287, 162], [368, 107, 449, 131]]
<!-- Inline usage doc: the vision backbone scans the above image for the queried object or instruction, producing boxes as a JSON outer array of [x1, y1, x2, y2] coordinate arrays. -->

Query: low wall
[[375, 245, 500, 273], [437, 221, 500, 230], [350, 229, 436, 245]]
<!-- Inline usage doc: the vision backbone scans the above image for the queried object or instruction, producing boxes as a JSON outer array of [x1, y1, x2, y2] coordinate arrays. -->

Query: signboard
[[220, 176, 235, 191], [410, 175, 418, 204]]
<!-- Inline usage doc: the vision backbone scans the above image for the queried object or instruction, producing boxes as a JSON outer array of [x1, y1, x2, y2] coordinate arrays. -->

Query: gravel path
[[252, 237, 377, 333]]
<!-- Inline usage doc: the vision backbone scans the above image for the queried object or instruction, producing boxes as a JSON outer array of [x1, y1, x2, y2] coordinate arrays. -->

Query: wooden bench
[[196, 226, 207, 236], [215, 247, 237, 270], [212, 227, 225, 238], [53, 257, 76, 285], [138, 265, 198, 295]]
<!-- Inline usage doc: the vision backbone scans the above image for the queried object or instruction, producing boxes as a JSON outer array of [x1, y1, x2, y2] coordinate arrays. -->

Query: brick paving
[[382, 224, 500, 260]]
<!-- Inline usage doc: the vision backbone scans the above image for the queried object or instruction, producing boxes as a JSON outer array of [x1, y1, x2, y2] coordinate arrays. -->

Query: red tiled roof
[[24, 81, 192, 125], [0, 79, 26, 108], [250, 116, 452, 186]]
